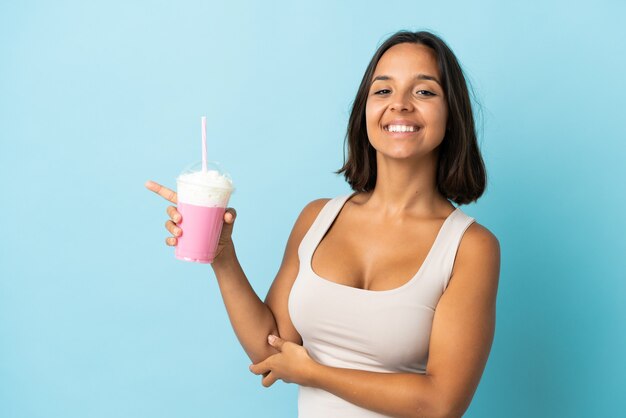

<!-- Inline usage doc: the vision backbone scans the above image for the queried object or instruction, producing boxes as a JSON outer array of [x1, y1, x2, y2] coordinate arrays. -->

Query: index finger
[[145, 180, 178, 204], [249, 359, 271, 376]]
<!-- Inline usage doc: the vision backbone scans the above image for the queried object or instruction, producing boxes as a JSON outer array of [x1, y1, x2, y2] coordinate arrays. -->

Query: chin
[[377, 149, 421, 161]]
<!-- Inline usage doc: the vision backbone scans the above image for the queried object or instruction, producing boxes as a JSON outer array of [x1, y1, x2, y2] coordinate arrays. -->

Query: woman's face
[[365, 43, 448, 161]]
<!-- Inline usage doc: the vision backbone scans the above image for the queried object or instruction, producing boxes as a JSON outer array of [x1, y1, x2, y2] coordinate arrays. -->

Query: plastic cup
[[175, 161, 234, 263]]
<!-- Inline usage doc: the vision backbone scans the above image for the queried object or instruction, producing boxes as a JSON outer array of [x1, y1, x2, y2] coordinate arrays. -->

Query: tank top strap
[[422, 207, 475, 292], [297, 194, 353, 260]]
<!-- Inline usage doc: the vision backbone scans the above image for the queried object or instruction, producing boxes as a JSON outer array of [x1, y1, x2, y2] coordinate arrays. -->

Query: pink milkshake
[[175, 163, 234, 263]]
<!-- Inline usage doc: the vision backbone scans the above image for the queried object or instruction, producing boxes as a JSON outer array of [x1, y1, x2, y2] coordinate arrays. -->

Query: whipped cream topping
[[177, 170, 234, 207]]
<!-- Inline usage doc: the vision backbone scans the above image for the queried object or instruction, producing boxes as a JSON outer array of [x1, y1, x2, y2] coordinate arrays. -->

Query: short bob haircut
[[335, 30, 486, 205]]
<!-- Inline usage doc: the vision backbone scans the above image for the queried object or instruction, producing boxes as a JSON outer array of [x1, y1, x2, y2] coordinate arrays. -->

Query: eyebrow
[[371, 74, 441, 86]]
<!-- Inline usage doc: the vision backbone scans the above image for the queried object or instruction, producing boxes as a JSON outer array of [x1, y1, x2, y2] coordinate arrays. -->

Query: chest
[[288, 270, 438, 372], [311, 212, 446, 291]]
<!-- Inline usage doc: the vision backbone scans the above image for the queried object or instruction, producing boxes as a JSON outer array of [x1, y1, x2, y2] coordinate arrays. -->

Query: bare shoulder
[[291, 198, 332, 237], [301, 198, 332, 219], [463, 221, 499, 249], [278, 198, 330, 261], [457, 221, 500, 264], [459, 222, 500, 253], [451, 220, 501, 288]]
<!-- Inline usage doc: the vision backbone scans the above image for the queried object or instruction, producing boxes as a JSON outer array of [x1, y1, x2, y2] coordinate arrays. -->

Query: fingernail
[[268, 335, 277, 344], [174, 215, 181, 222], [175, 228, 181, 236]]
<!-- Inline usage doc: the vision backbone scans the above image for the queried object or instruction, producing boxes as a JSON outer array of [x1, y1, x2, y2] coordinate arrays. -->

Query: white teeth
[[386, 124, 417, 132]]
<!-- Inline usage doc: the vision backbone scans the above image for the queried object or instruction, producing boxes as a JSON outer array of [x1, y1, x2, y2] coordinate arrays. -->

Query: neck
[[363, 152, 451, 218]]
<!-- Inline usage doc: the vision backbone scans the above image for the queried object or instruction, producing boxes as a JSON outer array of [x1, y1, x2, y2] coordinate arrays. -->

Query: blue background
[[1, 1, 625, 417]]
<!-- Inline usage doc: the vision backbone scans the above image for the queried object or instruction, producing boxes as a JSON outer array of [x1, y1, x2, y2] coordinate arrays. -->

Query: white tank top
[[288, 193, 475, 417]]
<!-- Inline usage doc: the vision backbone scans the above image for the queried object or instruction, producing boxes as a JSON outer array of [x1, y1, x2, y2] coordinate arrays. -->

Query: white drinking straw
[[201, 116, 207, 173]]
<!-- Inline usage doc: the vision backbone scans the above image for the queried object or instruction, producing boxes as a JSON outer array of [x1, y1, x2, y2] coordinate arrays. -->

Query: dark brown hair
[[335, 30, 486, 205]]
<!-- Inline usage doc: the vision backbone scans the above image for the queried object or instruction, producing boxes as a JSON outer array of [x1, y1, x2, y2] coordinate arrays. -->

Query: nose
[[389, 92, 414, 112]]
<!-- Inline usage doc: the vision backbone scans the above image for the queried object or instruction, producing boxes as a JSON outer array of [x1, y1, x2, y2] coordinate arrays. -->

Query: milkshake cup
[[175, 161, 234, 263]]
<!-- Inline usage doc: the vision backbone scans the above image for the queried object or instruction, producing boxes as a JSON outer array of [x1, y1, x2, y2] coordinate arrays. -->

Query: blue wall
[[1, 1, 624, 417]]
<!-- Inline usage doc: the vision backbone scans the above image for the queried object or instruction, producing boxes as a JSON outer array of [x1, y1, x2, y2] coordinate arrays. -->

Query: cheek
[[365, 100, 384, 130], [424, 103, 448, 133], [365, 101, 378, 138]]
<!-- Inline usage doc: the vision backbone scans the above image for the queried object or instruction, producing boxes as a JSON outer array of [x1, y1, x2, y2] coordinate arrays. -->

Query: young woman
[[146, 30, 500, 418]]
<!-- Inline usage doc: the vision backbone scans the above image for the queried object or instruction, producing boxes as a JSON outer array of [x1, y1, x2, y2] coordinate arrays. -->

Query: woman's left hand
[[249, 335, 318, 387]]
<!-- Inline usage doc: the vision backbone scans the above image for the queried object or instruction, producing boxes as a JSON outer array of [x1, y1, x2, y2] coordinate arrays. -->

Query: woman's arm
[[146, 179, 330, 364], [210, 199, 330, 364], [251, 222, 501, 418], [210, 245, 280, 364]]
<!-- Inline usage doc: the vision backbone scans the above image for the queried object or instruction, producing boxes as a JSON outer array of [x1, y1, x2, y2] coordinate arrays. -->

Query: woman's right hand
[[144, 180, 237, 261]]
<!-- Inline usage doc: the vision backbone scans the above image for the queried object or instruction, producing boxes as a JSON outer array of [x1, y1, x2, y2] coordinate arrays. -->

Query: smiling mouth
[[383, 124, 421, 133]]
